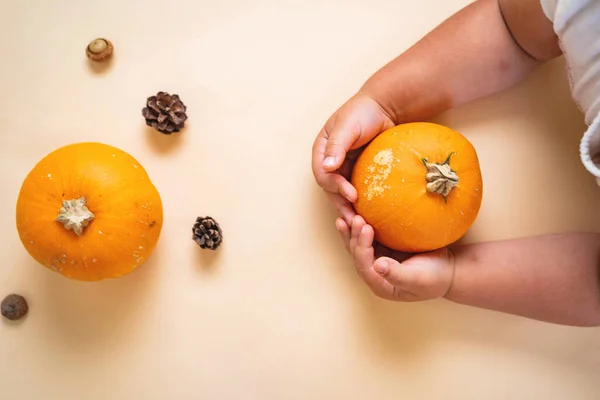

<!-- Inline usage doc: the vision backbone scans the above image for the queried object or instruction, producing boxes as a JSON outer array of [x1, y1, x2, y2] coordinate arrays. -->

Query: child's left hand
[[338, 215, 455, 301]]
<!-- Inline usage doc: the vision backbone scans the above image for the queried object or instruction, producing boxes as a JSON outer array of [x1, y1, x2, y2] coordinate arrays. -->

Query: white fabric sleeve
[[540, 0, 600, 184]]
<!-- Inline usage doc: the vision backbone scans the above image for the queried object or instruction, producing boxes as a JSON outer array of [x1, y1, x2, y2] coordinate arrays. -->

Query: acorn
[[1, 294, 29, 321], [86, 38, 113, 62]]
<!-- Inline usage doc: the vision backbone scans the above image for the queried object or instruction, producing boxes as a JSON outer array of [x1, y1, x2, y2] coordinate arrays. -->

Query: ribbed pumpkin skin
[[351, 122, 483, 253], [16, 142, 163, 281]]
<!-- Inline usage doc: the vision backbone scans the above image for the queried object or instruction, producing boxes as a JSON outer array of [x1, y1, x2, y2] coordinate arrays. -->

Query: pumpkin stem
[[56, 197, 95, 236], [424, 154, 459, 199]]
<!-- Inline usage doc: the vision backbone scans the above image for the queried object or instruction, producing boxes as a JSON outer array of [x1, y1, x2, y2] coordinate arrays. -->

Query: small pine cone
[[192, 216, 222, 250], [142, 91, 188, 134]]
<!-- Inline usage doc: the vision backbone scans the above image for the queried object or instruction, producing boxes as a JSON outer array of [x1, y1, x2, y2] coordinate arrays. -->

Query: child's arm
[[346, 216, 600, 327], [447, 233, 600, 326], [362, 0, 562, 123], [314, 0, 562, 220], [365, 0, 564, 118]]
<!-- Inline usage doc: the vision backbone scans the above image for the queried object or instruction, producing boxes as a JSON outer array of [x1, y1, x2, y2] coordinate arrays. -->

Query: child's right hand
[[311, 92, 397, 225]]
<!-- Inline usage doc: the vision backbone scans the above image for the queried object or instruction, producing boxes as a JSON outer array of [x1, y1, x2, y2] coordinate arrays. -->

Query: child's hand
[[311, 93, 396, 225], [338, 215, 455, 301]]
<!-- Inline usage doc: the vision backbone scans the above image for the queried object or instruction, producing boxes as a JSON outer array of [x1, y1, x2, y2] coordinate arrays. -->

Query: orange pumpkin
[[15, 142, 163, 281], [351, 122, 483, 253]]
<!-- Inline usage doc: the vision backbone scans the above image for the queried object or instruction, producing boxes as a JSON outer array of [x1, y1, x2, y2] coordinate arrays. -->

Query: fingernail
[[323, 156, 336, 168], [374, 261, 389, 275]]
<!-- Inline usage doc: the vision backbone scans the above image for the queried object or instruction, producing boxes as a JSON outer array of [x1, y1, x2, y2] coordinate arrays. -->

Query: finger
[[311, 134, 339, 191], [321, 97, 387, 172], [334, 179, 357, 204], [353, 223, 396, 299], [313, 135, 358, 202], [371, 257, 421, 301], [337, 149, 363, 180], [327, 192, 357, 226], [335, 218, 351, 252], [373, 249, 452, 299], [349, 215, 366, 257], [316, 110, 357, 172]]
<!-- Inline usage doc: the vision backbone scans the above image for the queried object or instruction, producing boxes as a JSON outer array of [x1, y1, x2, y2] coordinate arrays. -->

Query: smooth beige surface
[[2, 0, 600, 399]]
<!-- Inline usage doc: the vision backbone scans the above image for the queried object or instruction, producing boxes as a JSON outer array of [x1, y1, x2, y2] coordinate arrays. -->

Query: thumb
[[321, 93, 393, 172], [373, 248, 454, 298], [322, 121, 359, 172]]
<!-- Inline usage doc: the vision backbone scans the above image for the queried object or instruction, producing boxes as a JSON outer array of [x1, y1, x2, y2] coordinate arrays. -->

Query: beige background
[[2, 0, 600, 399]]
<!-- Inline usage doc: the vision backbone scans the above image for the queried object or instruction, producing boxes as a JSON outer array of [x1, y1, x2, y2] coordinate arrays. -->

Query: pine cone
[[192, 216, 223, 250], [142, 91, 187, 134]]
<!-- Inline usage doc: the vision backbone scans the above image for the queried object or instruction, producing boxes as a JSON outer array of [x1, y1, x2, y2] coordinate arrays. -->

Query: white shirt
[[541, 0, 600, 184]]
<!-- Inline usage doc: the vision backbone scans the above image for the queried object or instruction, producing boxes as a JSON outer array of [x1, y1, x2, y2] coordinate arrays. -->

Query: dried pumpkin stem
[[423, 153, 459, 198], [56, 197, 95, 236]]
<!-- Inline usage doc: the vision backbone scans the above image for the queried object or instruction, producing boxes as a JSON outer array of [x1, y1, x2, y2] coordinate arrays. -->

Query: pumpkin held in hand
[[351, 122, 483, 253], [16, 142, 163, 281]]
